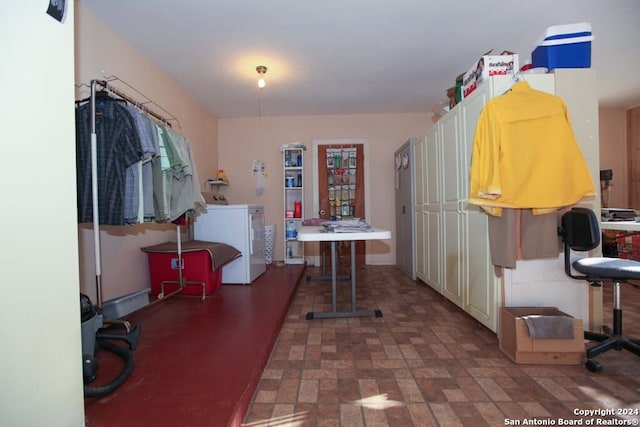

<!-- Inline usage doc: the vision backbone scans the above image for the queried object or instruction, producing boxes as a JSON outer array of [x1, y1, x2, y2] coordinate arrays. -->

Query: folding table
[[297, 226, 391, 319]]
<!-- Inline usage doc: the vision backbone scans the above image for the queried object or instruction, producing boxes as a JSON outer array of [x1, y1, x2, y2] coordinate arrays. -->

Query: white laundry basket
[[264, 224, 276, 264]]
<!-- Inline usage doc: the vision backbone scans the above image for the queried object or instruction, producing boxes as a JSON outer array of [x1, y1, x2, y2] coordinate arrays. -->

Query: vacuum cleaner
[[80, 293, 141, 397]]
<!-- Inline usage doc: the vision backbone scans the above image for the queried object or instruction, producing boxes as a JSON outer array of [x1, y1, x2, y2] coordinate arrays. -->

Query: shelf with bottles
[[284, 149, 304, 190], [283, 148, 304, 168], [284, 171, 303, 189], [282, 146, 305, 264], [284, 219, 304, 264]]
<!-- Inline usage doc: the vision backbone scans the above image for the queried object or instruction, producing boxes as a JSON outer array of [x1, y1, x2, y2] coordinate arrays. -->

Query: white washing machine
[[194, 204, 266, 284]]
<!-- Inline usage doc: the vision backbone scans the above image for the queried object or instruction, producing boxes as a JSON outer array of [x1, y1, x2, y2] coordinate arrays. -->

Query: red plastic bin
[[145, 250, 222, 297]]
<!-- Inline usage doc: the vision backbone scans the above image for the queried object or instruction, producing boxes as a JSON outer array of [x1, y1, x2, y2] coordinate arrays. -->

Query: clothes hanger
[[502, 72, 526, 95]]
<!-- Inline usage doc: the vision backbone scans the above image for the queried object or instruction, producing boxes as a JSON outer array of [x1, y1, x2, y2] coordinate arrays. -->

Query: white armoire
[[413, 69, 601, 333]]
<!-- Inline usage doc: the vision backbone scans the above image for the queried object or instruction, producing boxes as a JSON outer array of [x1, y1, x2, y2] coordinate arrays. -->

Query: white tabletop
[[297, 226, 391, 242], [600, 221, 640, 232]]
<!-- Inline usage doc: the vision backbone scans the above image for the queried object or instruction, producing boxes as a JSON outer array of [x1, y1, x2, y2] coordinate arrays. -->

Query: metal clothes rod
[[92, 79, 174, 127]]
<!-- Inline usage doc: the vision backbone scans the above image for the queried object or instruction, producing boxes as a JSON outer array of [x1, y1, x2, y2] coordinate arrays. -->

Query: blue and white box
[[532, 22, 593, 70]]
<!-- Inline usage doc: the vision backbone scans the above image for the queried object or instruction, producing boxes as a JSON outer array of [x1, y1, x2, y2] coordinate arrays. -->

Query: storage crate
[[532, 22, 592, 70], [616, 232, 640, 261], [146, 250, 222, 297]]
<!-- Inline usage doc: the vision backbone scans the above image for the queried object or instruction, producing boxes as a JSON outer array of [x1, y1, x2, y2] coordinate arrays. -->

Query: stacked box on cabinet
[[141, 240, 241, 297], [462, 51, 519, 98], [532, 22, 592, 70]]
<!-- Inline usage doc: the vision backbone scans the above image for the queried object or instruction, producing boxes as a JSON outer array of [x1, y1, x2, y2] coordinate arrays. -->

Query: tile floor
[[243, 265, 640, 426]]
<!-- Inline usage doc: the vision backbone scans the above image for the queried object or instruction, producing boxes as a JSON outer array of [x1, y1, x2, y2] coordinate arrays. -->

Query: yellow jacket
[[468, 81, 595, 216]]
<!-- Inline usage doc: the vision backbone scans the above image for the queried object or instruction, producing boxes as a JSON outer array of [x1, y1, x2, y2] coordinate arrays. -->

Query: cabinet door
[[413, 137, 426, 206], [464, 208, 497, 330], [413, 137, 427, 281], [424, 129, 442, 292], [460, 84, 498, 329], [439, 116, 464, 307], [395, 142, 414, 278], [440, 113, 461, 203]]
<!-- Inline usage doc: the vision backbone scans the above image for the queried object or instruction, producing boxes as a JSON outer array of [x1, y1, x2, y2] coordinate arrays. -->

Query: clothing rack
[[96, 76, 181, 128], [85, 79, 185, 308]]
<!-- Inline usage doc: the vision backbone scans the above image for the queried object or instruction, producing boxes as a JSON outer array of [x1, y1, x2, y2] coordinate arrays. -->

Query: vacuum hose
[[81, 293, 138, 398], [84, 339, 135, 398]]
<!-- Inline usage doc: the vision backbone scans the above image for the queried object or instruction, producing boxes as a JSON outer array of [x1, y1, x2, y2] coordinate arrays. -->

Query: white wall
[[218, 113, 431, 265], [0, 2, 85, 426]]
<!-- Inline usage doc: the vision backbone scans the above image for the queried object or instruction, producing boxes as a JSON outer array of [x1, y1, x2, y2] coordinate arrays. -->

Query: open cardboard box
[[462, 50, 519, 98], [499, 306, 585, 365]]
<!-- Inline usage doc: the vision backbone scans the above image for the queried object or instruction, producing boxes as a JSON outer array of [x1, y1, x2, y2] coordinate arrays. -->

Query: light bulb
[[256, 65, 267, 90]]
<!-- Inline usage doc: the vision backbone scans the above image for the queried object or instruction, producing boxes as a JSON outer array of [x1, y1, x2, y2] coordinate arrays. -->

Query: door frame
[[311, 138, 372, 266]]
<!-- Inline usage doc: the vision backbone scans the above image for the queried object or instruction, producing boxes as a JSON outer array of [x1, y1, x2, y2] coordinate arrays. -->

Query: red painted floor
[[84, 263, 306, 427]]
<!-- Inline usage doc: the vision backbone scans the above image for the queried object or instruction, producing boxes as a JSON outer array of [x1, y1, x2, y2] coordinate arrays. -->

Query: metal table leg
[[306, 241, 350, 282], [306, 240, 382, 320]]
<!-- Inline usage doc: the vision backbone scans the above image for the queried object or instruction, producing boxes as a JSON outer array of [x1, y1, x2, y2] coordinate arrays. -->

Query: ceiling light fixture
[[256, 65, 267, 89]]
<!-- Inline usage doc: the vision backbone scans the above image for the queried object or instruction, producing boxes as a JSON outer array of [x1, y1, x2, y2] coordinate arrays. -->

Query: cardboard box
[[499, 306, 585, 365], [462, 51, 519, 98]]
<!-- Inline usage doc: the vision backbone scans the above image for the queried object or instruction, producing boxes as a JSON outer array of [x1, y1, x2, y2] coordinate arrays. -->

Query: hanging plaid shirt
[[76, 99, 143, 225]]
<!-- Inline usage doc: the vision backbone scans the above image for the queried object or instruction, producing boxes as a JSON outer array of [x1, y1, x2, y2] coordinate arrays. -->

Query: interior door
[[318, 143, 366, 266]]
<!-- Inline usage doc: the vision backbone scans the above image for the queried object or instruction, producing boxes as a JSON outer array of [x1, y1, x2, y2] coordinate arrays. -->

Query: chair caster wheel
[[586, 359, 602, 373]]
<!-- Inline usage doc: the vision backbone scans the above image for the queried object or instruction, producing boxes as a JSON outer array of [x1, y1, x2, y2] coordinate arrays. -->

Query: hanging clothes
[[140, 113, 161, 221], [468, 81, 595, 217], [123, 106, 158, 224], [468, 81, 595, 267], [152, 124, 174, 222], [76, 88, 204, 226], [487, 208, 562, 268], [160, 125, 206, 221], [76, 98, 143, 225]]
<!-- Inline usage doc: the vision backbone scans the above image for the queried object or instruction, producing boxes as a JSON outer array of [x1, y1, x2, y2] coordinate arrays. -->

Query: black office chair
[[558, 207, 640, 372]]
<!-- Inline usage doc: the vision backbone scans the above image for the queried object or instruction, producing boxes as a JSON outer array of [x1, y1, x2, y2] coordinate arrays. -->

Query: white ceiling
[[80, 0, 640, 118]]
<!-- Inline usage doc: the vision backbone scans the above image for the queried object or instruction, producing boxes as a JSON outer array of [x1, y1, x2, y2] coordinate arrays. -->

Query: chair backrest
[[559, 207, 601, 281], [560, 207, 600, 252]]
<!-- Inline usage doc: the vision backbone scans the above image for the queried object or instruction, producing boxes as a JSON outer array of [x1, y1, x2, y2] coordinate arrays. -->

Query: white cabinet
[[413, 129, 443, 293], [424, 130, 442, 294], [412, 136, 427, 282], [459, 86, 499, 328], [413, 70, 599, 332], [283, 148, 305, 264]]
